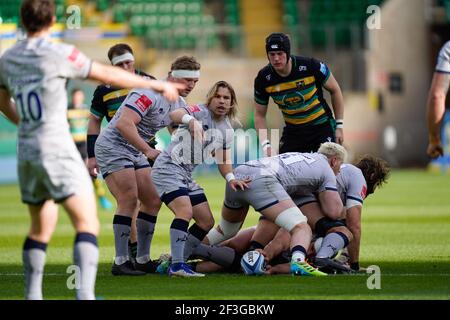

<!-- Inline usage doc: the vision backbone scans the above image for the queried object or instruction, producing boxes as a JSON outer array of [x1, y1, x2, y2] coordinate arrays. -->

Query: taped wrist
[[87, 134, 98, 158]]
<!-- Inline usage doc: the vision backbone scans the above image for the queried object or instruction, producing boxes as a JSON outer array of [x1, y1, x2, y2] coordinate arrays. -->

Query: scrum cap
[[265, 32, 291, 58]]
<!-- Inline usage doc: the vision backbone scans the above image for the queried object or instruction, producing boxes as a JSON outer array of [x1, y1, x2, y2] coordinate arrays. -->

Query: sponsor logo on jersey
[[299, 65, 307, 71], [361, 185, 367, 199], [135, 95, 153, 112], [188, 104, 201, 113], [68, 47, 87, 69], [320, 62, 328, 76]]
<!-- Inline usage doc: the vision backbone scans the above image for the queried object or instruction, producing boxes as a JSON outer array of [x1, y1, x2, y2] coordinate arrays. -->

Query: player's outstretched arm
[[426, 72, 449, 158], [0, 89, 19, 125], [88, 62, 184, 102], [323, 74, 345, 145]]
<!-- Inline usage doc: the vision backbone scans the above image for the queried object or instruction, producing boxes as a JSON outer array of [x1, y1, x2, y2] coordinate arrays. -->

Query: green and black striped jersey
[[90, 70, 154, 122], [254, 55, 333, 126]]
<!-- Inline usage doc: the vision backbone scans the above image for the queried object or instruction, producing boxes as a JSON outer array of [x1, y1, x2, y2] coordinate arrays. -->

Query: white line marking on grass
[[1, 273, 450, 277]]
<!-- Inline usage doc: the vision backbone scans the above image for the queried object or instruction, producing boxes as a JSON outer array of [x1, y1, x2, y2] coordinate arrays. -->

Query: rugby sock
[[170, 219, 189, 264], [128, 240, 137, 259], [316, 232, 349, 259], [136, 212, 157, 264], [191, 243, 236, 268], [74, 233, 98, 300], [291, 245, 307, 263], [113, 215, 132, 265], [23, 237, 47, 300], [183, 223, 209, 261]]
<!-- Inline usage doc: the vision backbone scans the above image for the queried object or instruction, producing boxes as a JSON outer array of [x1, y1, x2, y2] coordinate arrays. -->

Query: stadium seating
[[90, 0, 219, 50], [307, 0, 384, 49], [224, 0, 241, 50]]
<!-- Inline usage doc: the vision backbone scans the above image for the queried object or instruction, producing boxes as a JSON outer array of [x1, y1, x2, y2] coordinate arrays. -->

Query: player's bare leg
[[261, 199, 326, 276], [183, 200, 215, 261]]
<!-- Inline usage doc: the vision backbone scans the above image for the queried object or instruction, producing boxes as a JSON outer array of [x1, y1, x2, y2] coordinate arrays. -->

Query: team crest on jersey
[[296, 80, 305, 88], [135, 94, 152, 112], [361, 185, 367, 199], [188, 105, 201, 113], [299, 65, 307, 72], [266, 74, 271, 81]]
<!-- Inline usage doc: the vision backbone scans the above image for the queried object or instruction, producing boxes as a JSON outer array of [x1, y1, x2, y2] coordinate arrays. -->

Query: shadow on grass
[[0, 261, 449, 300]]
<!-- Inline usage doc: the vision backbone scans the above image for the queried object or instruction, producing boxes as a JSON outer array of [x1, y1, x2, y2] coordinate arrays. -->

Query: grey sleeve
[[123, 90, 156, 119], [318, 166, 339, 193], [184, 104, 209, 121], [345, 172, 366, 207], [56, 44, 92, 79], [436, 41, 450, 74]]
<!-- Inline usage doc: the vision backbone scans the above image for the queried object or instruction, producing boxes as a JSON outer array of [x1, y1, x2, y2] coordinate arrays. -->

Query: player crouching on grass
[[151, 81, 250, 277], [185, 155, 390, 275], [204, 143, 348, 276]]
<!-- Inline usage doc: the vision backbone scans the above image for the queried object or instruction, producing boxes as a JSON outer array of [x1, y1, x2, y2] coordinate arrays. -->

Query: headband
[[111, 52, 135, 66], [171, 69, 200, 78]]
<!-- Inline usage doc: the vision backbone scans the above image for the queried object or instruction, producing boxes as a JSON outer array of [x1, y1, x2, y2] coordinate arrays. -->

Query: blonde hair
[[317, 142, 347, 162], [206, 81, 241, 126]]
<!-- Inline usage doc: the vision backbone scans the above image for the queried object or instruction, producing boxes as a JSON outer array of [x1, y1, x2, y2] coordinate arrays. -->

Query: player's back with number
[[0, 37, 90, 156], [245, 152, 337, 195]]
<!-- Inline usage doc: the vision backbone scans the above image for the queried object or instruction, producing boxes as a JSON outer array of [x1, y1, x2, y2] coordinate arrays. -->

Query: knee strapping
[[206, 219, 242, 245], [274, 207, 307, 232]]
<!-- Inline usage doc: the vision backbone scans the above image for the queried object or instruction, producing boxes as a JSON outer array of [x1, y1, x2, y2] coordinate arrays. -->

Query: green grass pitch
[[0, 169, 449, 300]]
